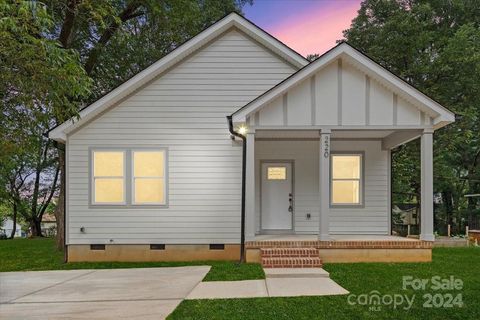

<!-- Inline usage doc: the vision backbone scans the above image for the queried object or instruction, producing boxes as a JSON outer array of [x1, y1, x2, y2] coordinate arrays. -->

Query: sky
[[244, 0, 362, 56]]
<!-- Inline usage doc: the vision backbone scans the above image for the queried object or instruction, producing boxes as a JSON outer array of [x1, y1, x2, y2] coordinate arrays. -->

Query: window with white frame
[[331, 154, 362, 206], [91, 148, 167, 206], [133, 151, 166, 204], [92, 151, 126, 204]]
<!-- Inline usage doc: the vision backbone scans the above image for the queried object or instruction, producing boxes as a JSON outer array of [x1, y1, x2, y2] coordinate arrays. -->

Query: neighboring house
[[41, 214, 57, 237], [1, 219, 24, 238], [392, 204, 419, 225], [49, 13, 455, 264]]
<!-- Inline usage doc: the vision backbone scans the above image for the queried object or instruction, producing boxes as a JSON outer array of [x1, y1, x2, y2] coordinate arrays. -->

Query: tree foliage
[[343, 0, 480, 232]]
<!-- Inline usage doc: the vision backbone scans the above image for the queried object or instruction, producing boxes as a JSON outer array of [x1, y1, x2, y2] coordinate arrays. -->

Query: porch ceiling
[[253, 129, 423, 149]]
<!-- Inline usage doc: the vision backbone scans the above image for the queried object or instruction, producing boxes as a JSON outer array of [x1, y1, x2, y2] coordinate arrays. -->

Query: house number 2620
[[323, 135, 330, 158]]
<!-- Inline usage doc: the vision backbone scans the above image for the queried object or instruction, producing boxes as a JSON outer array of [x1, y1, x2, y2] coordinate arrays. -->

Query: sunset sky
[[244, 0, 362, 56]]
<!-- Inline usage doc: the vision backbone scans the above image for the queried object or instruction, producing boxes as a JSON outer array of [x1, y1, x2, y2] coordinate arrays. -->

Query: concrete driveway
[[0, 266, 210, 320]]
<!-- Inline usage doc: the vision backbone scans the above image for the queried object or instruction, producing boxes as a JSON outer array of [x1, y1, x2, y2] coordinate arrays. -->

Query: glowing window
[[133, 151, 166, 204], [92, 151, 125, 204], [331, 155, 362, 205], [267, 167, 286, 180]]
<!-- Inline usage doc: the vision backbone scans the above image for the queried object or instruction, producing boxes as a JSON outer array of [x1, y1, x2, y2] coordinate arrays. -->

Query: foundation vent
[[150, 244, 166, 250], [90, 244, 105, 250], [209, 244, 225, 250]]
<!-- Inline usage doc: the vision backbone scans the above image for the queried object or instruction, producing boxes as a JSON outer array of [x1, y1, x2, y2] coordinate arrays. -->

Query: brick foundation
[[247, 239, 433, 264]]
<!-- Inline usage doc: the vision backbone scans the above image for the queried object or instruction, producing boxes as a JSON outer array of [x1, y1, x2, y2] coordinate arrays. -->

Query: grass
[[169, 247, 480, 320], [0, 238, 264, 281], [2, 238, 479, 319]]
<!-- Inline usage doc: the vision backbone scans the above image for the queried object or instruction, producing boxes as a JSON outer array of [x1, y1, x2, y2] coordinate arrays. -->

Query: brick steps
[[261, 247, 319, 258], [261, 247, 322, 268]]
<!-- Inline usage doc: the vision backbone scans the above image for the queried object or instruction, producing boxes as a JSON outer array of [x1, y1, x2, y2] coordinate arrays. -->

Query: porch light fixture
[[237, 125, 248, 136]]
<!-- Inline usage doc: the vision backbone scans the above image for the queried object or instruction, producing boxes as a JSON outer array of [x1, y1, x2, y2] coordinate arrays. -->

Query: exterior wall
[[330, 140, 390, 234], [252, 58, 433, 128], [66, 29, 297, 245], [254, 140, 389, 235]]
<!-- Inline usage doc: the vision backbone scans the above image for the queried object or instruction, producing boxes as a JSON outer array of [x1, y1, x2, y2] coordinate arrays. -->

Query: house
[[49, 13, 455, 265], [1, 219, 24, 238], [41, 214, 57, 237]]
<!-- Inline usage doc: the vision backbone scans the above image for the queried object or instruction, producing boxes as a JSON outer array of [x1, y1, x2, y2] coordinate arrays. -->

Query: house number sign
[[323, 135, 330, 158]]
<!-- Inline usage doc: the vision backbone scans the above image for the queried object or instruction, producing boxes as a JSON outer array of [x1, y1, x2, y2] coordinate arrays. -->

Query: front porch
[[242, 128, 435, 242], [245, 234, 433, 264]]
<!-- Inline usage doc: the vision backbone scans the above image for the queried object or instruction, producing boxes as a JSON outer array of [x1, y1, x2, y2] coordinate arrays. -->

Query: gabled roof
[[49, 12, 309, 142], [232, 42, 455, 129]]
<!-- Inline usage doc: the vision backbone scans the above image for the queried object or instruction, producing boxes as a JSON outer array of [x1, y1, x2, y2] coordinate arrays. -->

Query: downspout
[[227, 116, 246, 263]]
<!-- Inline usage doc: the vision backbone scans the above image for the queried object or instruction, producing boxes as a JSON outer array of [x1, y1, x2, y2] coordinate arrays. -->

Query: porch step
[[260, 247, 319, 258], [264, 268, 329, 278], [262, 257, 323, 268]]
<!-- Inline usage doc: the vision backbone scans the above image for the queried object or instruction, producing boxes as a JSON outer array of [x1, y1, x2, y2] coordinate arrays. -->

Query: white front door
[[261, 162, 293, 231]]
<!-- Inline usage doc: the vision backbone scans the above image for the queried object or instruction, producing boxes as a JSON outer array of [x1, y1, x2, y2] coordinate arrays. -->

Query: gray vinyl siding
[[67, 29, 297, 245]]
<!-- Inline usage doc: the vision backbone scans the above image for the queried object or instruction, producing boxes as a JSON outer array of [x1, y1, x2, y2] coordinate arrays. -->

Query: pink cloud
[[267, 2, 361, 56]]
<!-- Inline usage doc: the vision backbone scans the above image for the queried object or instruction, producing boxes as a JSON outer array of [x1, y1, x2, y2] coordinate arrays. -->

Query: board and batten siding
[[254, 140, 389, 235], [67, 29, 297, 245], [250, 58, 433, 128]]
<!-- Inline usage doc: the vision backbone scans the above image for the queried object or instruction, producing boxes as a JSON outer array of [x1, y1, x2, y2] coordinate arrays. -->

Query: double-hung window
[[92, 151, 126, 204], [91, 148, 167, 206], [331, 154, 362, 206], [133, 151, 166, 204]]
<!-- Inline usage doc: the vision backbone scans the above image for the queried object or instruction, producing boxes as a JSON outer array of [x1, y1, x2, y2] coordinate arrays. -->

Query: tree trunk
[[30, 219, 42, 237], [55, 151, 66, 250], [9, 202, 18, 239]]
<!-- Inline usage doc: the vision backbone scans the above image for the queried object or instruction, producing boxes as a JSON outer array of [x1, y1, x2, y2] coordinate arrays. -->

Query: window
[[267, 167, 287, 180], [331, 154, 362, 206], [133, 151, 166, 204], [92, 151, 125, 204], [91, 148, 167, 206]]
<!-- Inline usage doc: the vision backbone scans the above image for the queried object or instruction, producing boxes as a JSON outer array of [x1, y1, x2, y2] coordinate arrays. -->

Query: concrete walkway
[[187, 268, 349, 300], [0, 266, 210, 320], [1, 266, 349, 319]]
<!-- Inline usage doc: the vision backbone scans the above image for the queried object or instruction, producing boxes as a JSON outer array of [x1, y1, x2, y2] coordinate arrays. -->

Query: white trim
[[48, 13, 308, 142], [232, 43, 455, 129]]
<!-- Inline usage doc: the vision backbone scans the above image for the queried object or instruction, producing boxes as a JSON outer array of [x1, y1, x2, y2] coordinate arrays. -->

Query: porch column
[[420, 129, 435, 241], [245, 132, 256, 241], [319, 129, 331, 241]]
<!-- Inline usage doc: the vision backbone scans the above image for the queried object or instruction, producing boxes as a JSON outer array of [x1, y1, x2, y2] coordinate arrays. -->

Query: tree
[[343, 0, 480, 233], [0, 1, 91, 240]]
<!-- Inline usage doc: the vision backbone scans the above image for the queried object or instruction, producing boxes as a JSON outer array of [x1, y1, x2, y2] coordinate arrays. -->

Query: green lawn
[[0, 238, 264, 281], [2, 239, 479, 319], [169, 247, 480, 320]]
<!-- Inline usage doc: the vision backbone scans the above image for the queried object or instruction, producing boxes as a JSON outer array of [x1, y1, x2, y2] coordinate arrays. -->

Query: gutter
[[226, 116, 246, 263]]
